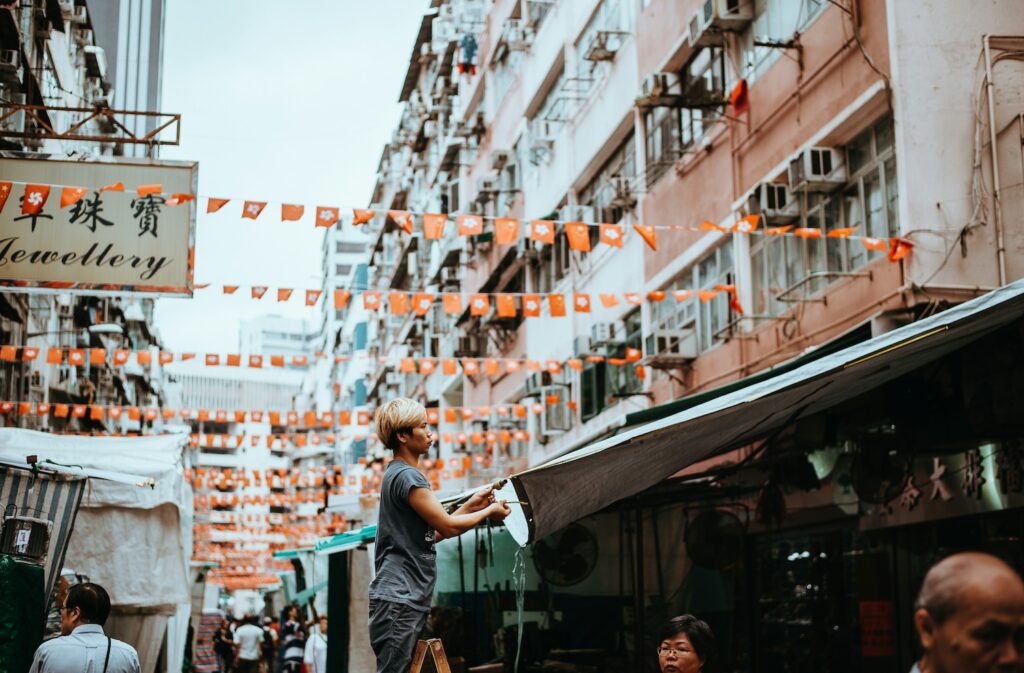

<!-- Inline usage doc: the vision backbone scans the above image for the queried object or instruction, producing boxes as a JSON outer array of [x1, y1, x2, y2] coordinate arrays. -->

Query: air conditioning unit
[[524, 371, 552, 396], [0, 515, 52, 563], [503, 18, 532, 51], [573, 336, 592, 357], [440, 265, 462, 287], [747, 182, 799, 223], [636, 72, 681, 108], [477, 175, 499, 194], [530, 117, 558, 150], [455, 334, 480, 357], [539, 385, 572, 435], [644, 328, 698, 366], [490, 150, 513, 171], [689, 0, 753, 48], [558, 204, 595, 224], [83, 45, 107, 79], [607, 175, 637, 209], [788, 147, 846, 193], [583, 30, 621, 62], [591, 321, 625, 347]]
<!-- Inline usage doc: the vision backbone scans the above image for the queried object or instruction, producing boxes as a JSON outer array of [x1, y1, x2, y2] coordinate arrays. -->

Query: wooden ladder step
[[409, 638, 452, 673]]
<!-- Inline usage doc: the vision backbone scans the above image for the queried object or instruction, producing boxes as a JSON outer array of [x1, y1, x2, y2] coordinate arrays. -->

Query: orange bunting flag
[[633, 224, 657, 250], [794, 227, 822, 239], [271, 355, 285, 368], [888, 238, 913, 262], [363, 291, 382, 310], [495, 218, 519, 244], [0, 182, 10, 213], [565, 222, 591, 251], [241, 201, 267, 219], [67, 349, 84, 365], [225, 354, 241, 367], [698, 289, 718, 302], [22, 347, 38, 361], [399, 358, 415, 373], [46, 348, 63, 364], [457, 214, 484, 236], [159, 351, 174, 364], [223, 285, 238, 294], [624, 293, 643, 305], [248, 355, 263, 368], [207, 198, 229, 213], [388, 210, 413, 234], [304, 289, 322, 306], [165, 193, 194, 206], [281, 204, 304, 221], [277, 288, 293, 302], [389, 292, 409, 315], [573, 293, 591, 313], [530, 219, 555, 244], [442, 359, 457, 376], [506, 360, 521, 373], [625, 347, 642, 362], [22, 184, 50, 214], [89, 348, 106, 365], [599, 293, 619, 308], [100, 182, 125, 193], [765, 225, 794, 235], [136, 351, 152, 365], [716, 284, 744, 314], [827, 227, 857, 238], [419, 358, 436, 375], [334, 289, 351, 309], [462, 359, 480, 376], [567, 358, 584, 372], [60, 186, 88, 208], [251, 286, 268, 299], [469, 294, 490, 316], [423, 214, 447, 239], [443, 293, 462, 315], [496, 294, 517, 318], [730, 78, 750, 115], [522, 294, 542, 317], [352, 208, 376, 225], [0, 345, 15, 361], [672, 289, 694, 302], [861, 236, 887, 252], [549, 294, 567, 317], [484, 359, 502, 376], [315, 207, 340, 228], [600, 223, 624, 247], [733, 214, 759, 233], [546, 360, 563, 374], [136, 184, 162, 197], [636, 364, 647, 380], [413, 293, 434, 316], [700, 221, 727, 233], [647, 290, 667, 302], [205, 354, 220, 366]]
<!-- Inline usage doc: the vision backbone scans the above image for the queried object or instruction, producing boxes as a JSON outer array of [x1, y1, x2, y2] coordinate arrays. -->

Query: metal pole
[[327, 551, 349, 673], [633, 501, 646, 672], [983, 35, 1008, 286]]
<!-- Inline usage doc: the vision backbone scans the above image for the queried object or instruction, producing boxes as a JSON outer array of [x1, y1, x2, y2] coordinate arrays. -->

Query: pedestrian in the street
[[655, 614, 716, 673], [27, 582, 141, 673], [214, 618, 235, 673], [233, 615, 264, 673], [911, 551, 1024, 673], [280, 605, 306, 673], [367, 398, 510, 673], [303, 614, 328, 673], [260, 616, 277, 673]]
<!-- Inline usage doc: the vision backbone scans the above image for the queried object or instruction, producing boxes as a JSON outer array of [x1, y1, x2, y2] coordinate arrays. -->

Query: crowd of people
[[213, 604, 328, 673]]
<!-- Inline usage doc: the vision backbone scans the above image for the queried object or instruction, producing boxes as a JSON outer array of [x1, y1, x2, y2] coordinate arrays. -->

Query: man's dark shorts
[[368, 598, 429, 673]]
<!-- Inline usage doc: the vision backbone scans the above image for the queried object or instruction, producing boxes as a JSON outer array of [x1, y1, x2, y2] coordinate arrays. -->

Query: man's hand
[[487, 500, 512, 522], [462, 485, 496, 513]]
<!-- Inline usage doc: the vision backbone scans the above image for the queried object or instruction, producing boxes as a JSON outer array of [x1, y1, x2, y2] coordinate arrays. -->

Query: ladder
[[409, 638, 452, 673]]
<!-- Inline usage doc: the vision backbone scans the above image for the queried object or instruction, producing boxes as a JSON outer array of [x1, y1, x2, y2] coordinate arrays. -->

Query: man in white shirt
[[233, 615, 265, 673], [28, 583, 141, 673], [303, 615, 328, 673]]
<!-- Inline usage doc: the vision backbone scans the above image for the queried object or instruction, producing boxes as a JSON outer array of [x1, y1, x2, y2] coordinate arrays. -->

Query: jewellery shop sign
[[0, 155, 197, 297]]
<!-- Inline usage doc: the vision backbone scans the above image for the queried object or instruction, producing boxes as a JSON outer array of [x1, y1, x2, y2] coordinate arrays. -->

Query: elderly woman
[[655, 615, 716, 673]]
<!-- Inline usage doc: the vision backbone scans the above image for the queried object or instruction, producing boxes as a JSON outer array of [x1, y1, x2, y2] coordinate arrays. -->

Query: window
[[742, 0, 828, 83], [581, 310, 643, 421], [650, 242, 734, 352], [335, 263, 352, 277], [750, 116, 898, 313], [337, 241, 364, 254], [579, 132, 637, 224], [574, 0, 633, 91]]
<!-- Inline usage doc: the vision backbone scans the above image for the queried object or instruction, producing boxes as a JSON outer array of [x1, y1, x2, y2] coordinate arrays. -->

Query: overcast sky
[[154, 0, 423, 351]]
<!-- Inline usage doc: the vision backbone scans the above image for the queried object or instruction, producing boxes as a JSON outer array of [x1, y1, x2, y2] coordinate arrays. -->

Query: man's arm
[[408, 487, 509, 540]]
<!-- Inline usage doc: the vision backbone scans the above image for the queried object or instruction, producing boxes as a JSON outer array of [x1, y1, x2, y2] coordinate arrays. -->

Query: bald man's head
[[914, 552, 1024, 673]]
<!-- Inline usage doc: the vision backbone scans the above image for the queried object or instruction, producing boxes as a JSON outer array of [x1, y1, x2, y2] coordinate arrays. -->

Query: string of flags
[[3, 345, 320, 368], [0, 180, 915, 260]]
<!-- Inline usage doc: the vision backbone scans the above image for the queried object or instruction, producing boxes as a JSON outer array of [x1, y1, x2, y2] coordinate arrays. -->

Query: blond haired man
[[368, 398, 510, 673]]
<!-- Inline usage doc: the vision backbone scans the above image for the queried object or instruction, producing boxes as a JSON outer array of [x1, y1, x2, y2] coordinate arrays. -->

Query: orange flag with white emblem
[[277, 288, 293, 302], [600, 223, 623, 248], [457, 214, 484, 236], [423, 214, 447, 239], [352, 208, 376, 225], [388, 210, 413, 234], [549, 294, 567, 317], [469, 294, 490, 316], [22, 184, 50, 214], [494, 218, 519, 244], [334, 289, 351, 308], [315, 207, 339, 227], [573, 293, 591, 313], [443, 293, 462, 315], [633, 224, 657, 250], [304, 290, 322, 306], [565, 222, 591, 251], [389, 292, 409, 315], [363, 291, 382, 310], [530, 220, 554, 244], [496, 294, 517, 318], [60, 187, 88, 208], [522, 294, 541, 317], [241, 201, 267, 219], [732, 215, 759, 233], [207, 198, 229, 213], [281, 204, 304, 221], [412, 293, 434, 316], [0, 182, 12, 213]]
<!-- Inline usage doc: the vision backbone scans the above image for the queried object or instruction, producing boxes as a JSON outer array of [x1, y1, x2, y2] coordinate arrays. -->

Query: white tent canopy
[[504, 280, 1024, 546]]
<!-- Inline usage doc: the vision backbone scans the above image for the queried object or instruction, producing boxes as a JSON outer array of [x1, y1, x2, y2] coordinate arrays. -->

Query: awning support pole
[[633, 500, 645, 672]]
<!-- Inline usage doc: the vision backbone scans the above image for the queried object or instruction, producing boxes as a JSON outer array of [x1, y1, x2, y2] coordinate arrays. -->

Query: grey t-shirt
[[368, 461, 436, 611]]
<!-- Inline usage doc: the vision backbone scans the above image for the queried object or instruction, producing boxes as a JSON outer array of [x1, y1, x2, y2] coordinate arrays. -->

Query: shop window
[[750, 116, 898, 313], [741, 0, 828, 84], [649, 242, 734, 353]]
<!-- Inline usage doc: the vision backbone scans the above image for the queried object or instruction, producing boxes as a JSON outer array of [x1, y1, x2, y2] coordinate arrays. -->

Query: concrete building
[[354, 0, 1023, 495], [239, 314, 318, 362]]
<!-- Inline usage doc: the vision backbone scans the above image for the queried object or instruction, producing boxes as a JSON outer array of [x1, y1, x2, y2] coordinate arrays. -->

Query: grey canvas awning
[[502, 279, 1024, 546]]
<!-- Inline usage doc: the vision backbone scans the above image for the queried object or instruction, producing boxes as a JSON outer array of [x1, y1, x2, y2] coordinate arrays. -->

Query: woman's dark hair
[[65, 583, 112, 626], [657, 614, 716, 666]]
